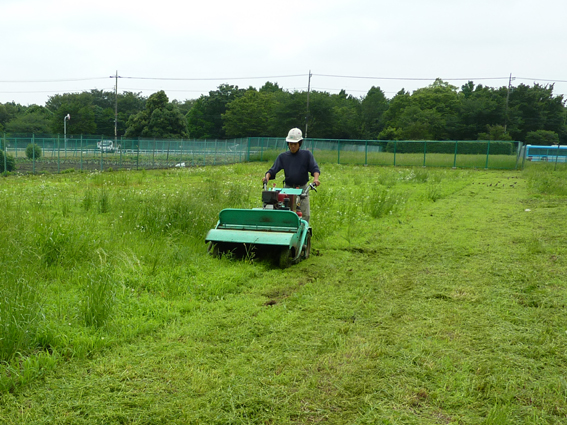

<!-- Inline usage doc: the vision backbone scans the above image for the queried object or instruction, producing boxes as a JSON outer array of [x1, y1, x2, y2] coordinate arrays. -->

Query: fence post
[[119, 136, 123, 169], [3, 133, 7, 173], [100, 135, 104, 171], [32, 134, 36, 174], [57, 135, 61, 173], [393, 140, 397, 166], [136, 140, 140, 171], [247, 137, 251, 162], [225, 140, 229, 164], [166, 140, 170, 165], [554, 143, 561, 171], [260, 137, 264, 162], [365, 141, 368, 166], [423, 141, 427, 167], [214, 139, 218, 165], [80, 135, 83, 172], [453, 141, 458, 168], [337, 140, 341, 164], [485, 140, 490, 169]]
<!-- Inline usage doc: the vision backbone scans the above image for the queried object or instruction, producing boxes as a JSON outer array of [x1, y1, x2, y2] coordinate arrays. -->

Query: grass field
[[1, 162, 566, 424]]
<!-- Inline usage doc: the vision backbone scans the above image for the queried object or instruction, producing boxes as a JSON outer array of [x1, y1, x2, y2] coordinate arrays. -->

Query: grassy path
[[1, 167, 566, 424]]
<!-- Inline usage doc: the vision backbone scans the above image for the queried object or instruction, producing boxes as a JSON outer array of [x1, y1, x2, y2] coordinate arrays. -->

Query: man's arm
[[308, 151, 321, 186], [262, 154, 284, 183], [312, 172, 320, 186]]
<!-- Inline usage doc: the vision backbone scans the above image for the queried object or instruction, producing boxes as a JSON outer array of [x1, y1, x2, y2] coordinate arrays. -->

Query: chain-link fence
[[2, 134, 531, 174]]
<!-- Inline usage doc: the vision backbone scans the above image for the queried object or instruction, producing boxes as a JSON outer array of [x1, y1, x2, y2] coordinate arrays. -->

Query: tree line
[[0, 79, 565, 145]]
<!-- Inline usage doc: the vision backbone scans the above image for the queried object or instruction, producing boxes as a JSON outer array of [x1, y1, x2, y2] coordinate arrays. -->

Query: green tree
[[330, 90, 362, 139], [125, 91, 188, 139], [186, 97, 213, 139], [361, 86, 389, 139], [377, 126, 403, 140], [0, 102, 25, 131], [271, 91, 307, 137], [186, 84, 245, 139], [525, 130, 560, 145], [0, 104, 9, 131], [0, 150, 16, 172], [46, 92, 96, 135], [456, 82, 507, 140], [304, 91, 337, 139], [381, 81, 464, 140], [381, 89, 411, 132], [478, 125, 512, 141], [5, 110, 51, 134], [507, 83, 565, 142], [117, 92, 146, 136], [44, 90, 146, 137], [222, 89, 277, 137], [25, 143, 42, 159], [259, 81, 285, 94], [172, 99, 195, 116]]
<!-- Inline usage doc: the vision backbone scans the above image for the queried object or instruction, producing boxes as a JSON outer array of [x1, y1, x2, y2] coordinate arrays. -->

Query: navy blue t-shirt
[[266, 149, 320, 187]]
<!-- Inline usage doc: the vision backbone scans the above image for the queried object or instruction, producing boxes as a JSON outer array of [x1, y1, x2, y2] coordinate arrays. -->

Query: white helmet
[[286, 128, 303, 143]]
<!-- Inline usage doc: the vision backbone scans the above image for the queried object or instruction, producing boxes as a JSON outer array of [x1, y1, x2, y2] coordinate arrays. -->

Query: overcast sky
[[1, 0, 565, 106]]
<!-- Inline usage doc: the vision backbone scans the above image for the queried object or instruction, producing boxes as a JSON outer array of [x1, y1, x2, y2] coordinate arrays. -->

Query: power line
[[515, 77, 567, 83], [0, 88, 115, 94], [0, 77, 108, 83], [2, 73, 567, 85], [115, 74, 307, 81], [2, 74, 566, 102], [313, 74, 512, 81]]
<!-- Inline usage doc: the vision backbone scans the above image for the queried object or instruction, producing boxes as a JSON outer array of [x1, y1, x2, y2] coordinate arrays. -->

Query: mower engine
[[261, 183, 316, 218]]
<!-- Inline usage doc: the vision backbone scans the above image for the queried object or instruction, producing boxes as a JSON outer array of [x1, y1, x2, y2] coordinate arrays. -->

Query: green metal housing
[[205, 208, 311, 262]]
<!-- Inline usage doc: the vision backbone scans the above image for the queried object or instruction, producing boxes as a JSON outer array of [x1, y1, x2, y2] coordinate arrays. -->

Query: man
[[262, 128, 321, 222]]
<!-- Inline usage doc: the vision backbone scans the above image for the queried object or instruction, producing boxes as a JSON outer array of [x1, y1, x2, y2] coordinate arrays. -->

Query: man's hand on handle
[[313, 172, 321, 187]]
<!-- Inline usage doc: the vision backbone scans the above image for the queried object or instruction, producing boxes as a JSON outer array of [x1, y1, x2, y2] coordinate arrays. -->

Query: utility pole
[[504, 73, 514, 134], [305, 70, 312, 140], [114, 70, 118, 144]]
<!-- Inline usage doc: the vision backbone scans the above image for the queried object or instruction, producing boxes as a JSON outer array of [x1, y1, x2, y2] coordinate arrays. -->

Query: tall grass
[[82, 265, 116, 328], [524, 163, 567, 196], [0, 270, 40, 361], [363, 187, 407, 218]]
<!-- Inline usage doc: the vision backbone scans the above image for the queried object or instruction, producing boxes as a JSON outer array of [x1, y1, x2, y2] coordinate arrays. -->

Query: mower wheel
[[303, 233, 311, 259]]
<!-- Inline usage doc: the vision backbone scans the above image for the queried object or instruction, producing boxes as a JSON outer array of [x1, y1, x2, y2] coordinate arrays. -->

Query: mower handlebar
[[300, 182, 317, 199]]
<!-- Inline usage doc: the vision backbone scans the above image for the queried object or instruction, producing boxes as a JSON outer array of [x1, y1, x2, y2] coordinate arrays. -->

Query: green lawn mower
[[205, 182, 317, 267]]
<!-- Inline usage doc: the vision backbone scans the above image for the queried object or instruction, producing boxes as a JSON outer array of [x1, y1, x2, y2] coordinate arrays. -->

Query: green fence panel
[[2, 134, 529, 174]]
